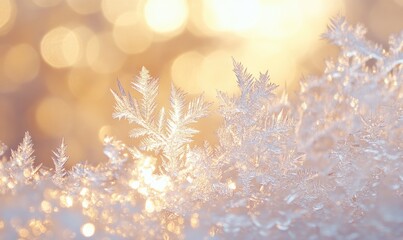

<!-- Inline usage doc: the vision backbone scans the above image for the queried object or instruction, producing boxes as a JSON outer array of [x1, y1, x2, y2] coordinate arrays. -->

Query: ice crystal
[[0, 141, 7, 158], [52, 139, 68, 186], [0, 17, 402, 239], [112, 67, 210, 176]]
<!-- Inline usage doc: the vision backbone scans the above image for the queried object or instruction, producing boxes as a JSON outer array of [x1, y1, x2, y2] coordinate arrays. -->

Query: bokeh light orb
[[98, 125, 112, 141], [69, 26, 95, 67], [0, 0, 16, 35], [171, 51, 204, 94], [144, 0, 188, 34], [33, 0, 62, 8], [3, 44, 40, 84], [256, 1, 303, 39], [113, 12, 153, 54], [101, 0, 141, 24], [80, 223, 95, 238], [40, 27, 81, 68], [67, 0, 100, 15], [199, 50, 238, 99]]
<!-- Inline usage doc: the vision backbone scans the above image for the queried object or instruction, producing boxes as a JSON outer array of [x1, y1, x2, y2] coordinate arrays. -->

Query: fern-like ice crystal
[[0, 17, 401, 239]]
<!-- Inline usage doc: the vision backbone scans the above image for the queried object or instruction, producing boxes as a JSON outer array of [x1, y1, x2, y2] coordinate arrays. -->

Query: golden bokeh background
[[0, 0, 402, 167]]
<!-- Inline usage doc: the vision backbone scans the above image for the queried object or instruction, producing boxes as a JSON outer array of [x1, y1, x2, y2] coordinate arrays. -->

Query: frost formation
[[0, 17, 402, 239]]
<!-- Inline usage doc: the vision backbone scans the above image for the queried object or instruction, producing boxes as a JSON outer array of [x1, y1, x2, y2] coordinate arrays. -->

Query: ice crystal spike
[[52, 139, 68, 185], [0, 141, 7, 157], [11, 132, 35, 169], [323, 16, 382, 59], [103, 136, 128, 167], [0, 18, 402, 239]]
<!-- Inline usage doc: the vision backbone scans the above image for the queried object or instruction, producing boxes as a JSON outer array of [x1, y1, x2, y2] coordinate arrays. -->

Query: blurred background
[[0, 0, 402, 168]]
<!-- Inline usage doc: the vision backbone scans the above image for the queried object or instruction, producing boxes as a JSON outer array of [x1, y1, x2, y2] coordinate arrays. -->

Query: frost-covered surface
[[0, 17, 402, 239]]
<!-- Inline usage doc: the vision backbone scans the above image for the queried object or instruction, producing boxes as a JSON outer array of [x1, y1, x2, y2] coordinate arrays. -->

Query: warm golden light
[[18, 228, 29, 238], [203, 0, 260, 32], [40, 27, 81, 68], [394, 0, 403, 6], [228, 180, 236, 190], [150, 175, 171, 192], [67, 68, 110, 100], [7, 181, 15, 189], [190, 213, 200, 228], [0, 1, 401, 238], [0, 0, 396, 188], [145, 198, 155, 213], [144, 0, 188, 34], [129, 179, 140, 189], [0, 0, 16, 35], [173, 50, 239, 99], [198, 50, 239, 99], [3, 44, 40, 84], [80, 187, 89, 196], [98, 125, 112, 141], [113, 12, 153, 54], [41, 200, 52, 213], [254, 0, 302, 39], [60, 195, 74, 208], [65, 195, 74, 207], [81, 223, 95, 237], [23, 169, 31, 178], [256, 0, 343, 39], [237, 42, 297, 91], [29, 219, 47, 236], [101, 0, 140, 24], [35, 97, 73, 137], [67, 0, 100, 15], [82, 199, 90, 209], [33, 0, 62, 8], [86, 33, 126, 73], [171, 51, 204, 94]]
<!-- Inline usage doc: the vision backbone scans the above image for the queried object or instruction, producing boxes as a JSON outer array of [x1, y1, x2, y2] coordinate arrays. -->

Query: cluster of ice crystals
[[0, 17, 401, 239]]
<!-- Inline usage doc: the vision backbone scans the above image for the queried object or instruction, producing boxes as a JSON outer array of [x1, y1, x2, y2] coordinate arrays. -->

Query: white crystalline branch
[[52, 139, 68, 185], [10, 132, 34, 169], [322, 16, 383, 59], [0, 141, 7, 157], [112, 67, 210, 174], [7, 132, 42, 181]]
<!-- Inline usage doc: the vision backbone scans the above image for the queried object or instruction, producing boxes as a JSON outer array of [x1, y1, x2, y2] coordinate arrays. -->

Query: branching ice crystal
[[52, 139, 68, 186], [112, 67, 210, 176], [0, 17, 402, 239]]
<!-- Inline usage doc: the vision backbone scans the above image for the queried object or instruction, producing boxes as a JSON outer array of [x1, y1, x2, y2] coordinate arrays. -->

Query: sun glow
[[144, 0, 188, 34], [203, 0, 260, 32]]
